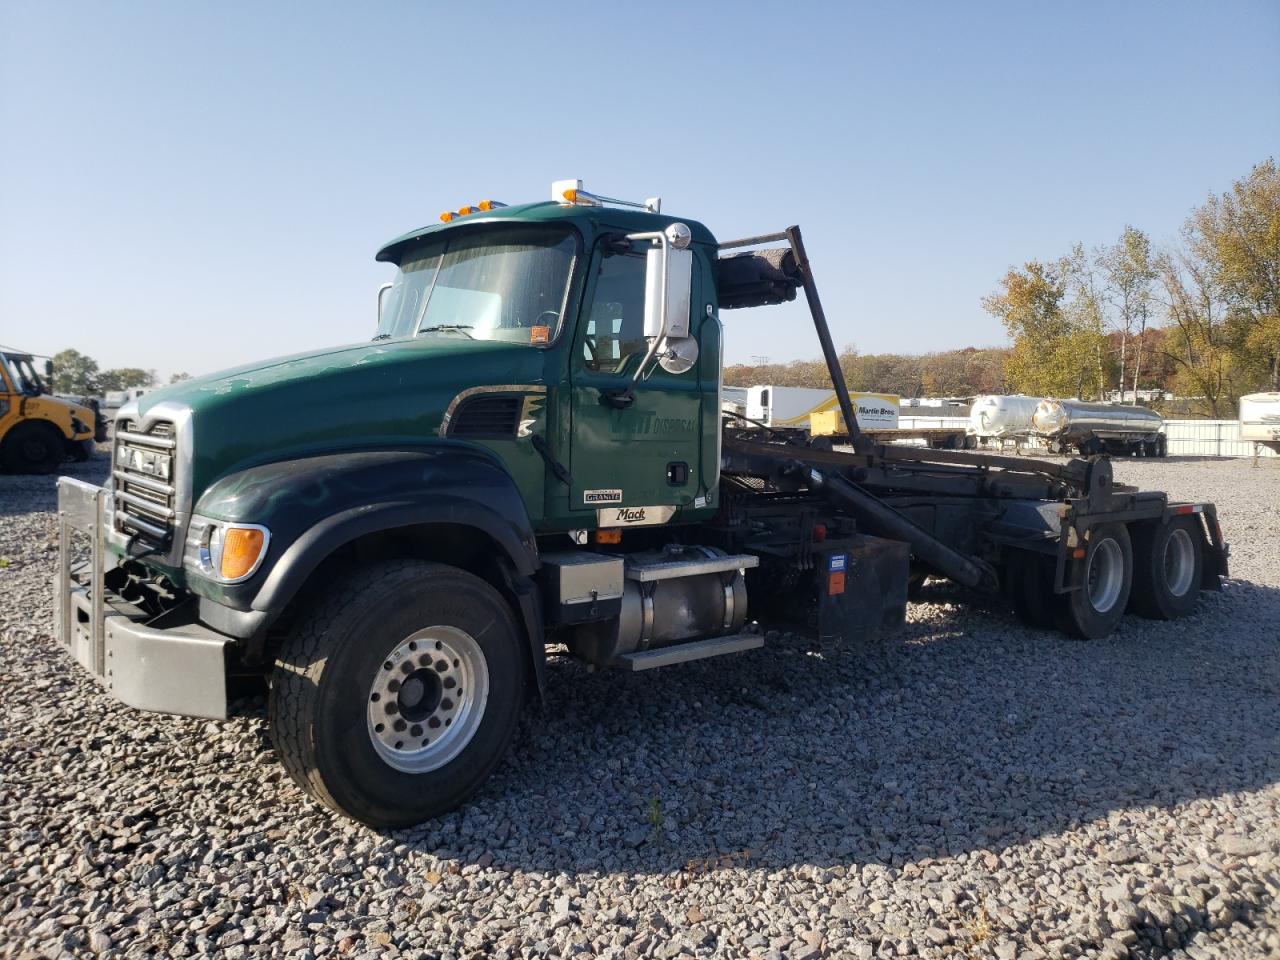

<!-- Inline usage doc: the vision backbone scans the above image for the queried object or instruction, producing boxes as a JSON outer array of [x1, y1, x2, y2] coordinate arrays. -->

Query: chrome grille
[[113, 419, 177, 545]]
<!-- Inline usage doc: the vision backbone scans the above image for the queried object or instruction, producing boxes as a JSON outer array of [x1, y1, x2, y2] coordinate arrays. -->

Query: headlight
[[185, 516, 271, 583]]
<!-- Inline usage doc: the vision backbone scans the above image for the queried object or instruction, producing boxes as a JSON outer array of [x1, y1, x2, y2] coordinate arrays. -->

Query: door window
[[582, 250, 648, 373]]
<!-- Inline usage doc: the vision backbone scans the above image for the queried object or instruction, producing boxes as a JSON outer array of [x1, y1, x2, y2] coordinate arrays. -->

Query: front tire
[[3, 421, 64, 473], [1060, 523, 1133, 639], [268, 560, 526, 828]]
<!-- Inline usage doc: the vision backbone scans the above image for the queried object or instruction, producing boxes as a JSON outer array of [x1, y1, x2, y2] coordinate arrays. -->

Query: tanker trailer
[[1032, 399, 1166, 457], [1240, 392, 1280, 455], [968, 395, 1042, 448]]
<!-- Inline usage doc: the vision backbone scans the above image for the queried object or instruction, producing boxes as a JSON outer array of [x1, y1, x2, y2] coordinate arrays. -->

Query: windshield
[[1, 355, 43, 394], [376, 224, 579, 344]]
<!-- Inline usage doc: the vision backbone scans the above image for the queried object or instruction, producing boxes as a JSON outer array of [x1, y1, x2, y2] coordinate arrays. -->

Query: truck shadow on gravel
[[387, 581, 1280, 875]]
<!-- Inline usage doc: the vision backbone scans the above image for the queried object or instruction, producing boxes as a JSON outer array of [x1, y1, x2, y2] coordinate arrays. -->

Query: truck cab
[[0, 349, 98, 472], [54, 182, 1227, 828]]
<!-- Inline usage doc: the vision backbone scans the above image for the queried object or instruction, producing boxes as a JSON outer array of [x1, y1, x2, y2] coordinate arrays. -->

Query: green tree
[[1186, 159, 1280, 390], [98, 368, 156, 392], [50, 349, 100, 394], [1157, 250, 1242, 418], [983, 260, 1102, 397], [1060, 243, 1112, 396], [1099, 226, 1156, 398], [169, 372, 192, 384]]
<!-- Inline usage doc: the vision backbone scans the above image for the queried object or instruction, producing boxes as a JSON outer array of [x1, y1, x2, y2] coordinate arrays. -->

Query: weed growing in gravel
[[673, 850, 753, 889], [646, 796, 663, 832], [961, 903, 992, 958], [684, 850, 752, 877]]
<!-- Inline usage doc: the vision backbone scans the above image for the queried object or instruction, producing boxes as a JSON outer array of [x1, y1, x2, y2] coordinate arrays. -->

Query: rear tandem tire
[[268, 559, 527, 828], [1129, 516, 1204, 620], [1059, 522, 1133, 639], [1007, 552, 1061, 630]]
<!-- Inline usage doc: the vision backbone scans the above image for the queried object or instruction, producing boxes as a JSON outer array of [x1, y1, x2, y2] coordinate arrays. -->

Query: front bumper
[[53, 477, 232, 720]]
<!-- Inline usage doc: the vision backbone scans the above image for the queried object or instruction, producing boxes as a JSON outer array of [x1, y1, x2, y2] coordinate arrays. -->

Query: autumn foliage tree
[[1185, 159, 1280, 390], [982, 261, 1106, 398]]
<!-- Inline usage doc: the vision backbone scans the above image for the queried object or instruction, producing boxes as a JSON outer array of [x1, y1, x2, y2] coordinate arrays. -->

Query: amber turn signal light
[[221, 527, 267, 581]]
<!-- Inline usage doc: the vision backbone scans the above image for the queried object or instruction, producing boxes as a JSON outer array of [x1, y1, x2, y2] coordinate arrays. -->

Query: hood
[[130, 337, 544, 497]]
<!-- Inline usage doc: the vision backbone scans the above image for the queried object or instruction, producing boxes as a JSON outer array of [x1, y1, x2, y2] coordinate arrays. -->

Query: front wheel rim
[[366, 625, 489, 774], [1163, 528, 1196, 597], [1087, 538, 1124, 613]]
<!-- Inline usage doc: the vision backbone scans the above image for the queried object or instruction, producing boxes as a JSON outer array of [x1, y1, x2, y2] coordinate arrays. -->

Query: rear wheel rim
[[1087, 538, 1124, 613], [366, 625, 489, 774], [1163, 528, 1196, 597]]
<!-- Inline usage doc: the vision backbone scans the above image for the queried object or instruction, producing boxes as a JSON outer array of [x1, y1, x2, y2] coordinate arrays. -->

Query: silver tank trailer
[[969, 395, 1042, 439], [1033, 399, 1165, 455]]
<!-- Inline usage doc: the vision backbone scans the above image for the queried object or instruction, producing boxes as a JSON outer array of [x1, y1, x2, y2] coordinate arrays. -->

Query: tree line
[[49, 348, 189, 395], [726, 346, 1012, 399], [727, 160, 1278, 417]]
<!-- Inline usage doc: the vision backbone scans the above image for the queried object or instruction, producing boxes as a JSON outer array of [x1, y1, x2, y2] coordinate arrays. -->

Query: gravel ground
[[1, 453, 1277, 960]]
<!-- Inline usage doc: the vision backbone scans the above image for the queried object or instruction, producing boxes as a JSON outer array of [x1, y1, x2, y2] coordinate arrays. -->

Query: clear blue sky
[[2, 1, 1277, 379]]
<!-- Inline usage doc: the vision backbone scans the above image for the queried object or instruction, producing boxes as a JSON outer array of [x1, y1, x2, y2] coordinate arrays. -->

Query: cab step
[[610, 632, 764, 671]]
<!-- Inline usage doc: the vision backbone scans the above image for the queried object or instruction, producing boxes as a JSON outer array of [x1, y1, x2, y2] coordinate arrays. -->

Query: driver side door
[[567, 242, 703, 527]]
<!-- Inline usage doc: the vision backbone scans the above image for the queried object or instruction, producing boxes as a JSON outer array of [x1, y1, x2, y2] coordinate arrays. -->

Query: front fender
[[190, 446, 539, 615]]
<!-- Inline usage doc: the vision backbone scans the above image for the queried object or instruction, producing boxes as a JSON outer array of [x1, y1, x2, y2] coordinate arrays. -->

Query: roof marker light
[[439, 211, 456, 222], [552, 178, 660, 212]]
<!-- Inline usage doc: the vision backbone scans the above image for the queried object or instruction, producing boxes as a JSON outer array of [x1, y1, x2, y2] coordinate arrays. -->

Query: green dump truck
[[55, 182, 1229, 827]]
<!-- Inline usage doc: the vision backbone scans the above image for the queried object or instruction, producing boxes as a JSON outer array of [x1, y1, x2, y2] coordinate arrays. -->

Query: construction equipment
[[0, 347, 101, 472]]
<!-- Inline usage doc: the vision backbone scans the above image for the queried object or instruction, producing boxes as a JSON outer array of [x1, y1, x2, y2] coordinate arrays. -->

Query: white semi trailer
[[1240, 392, 1280, 455], [1033, 399, 1166, 457], [745, 385, 899, 430]]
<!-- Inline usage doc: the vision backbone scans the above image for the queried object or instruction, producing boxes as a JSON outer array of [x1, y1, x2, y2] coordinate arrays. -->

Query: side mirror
[[642, 224, 692, 341], [643, 245, 692, 340], [629, 223, 693, 380], [44, 360, 54, 378], [377, 282, 394, 325]]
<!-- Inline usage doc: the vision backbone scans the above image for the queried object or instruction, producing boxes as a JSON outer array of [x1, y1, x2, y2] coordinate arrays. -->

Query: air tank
[[1032, 399, 1163, 443], [968, 395, 1042, 438]]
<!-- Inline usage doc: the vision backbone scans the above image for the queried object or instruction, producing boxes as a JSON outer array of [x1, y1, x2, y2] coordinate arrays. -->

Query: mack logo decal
[[583, 489, 622, 505], [118, 445, 171, 480], [597, 504, 678, 528], [828, 554, 846, 572]]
